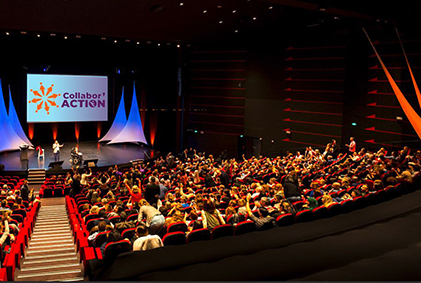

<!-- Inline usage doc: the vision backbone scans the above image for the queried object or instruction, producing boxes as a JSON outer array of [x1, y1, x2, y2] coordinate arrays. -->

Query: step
[[28, 243, 75, 250], [33, 228, 70, 235], [35, 218, 69, 223], [30, 239, 74, 246], [36, 221, 69, 226], [35, 225, 70, 231], [22, 256, 79, 267], [46, 277, 84, 282], [31, 232, 72, 238], [24, 252, 77, 261], [16, 269, 82, 281], [26, 246, 76, 255], [19, 263, 81, 273]]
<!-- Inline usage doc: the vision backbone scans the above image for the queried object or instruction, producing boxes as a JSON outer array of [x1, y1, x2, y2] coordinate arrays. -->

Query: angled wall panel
[[99, 87, 127, 142], [108, 83, 148, 145], [8, 86, 33, 146], [0, 80, 26, 152]]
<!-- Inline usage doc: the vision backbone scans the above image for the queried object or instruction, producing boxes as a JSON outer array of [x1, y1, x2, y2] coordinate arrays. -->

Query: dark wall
[[0, 34, 179, 154], [184, 23, 421, 157]]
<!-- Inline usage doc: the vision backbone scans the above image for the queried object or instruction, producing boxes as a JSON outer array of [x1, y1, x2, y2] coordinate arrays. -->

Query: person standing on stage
[[345, 137, 356, 154], [52, 140, 64, 162]]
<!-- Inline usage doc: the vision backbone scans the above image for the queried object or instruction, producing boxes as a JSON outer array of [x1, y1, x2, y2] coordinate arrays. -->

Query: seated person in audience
[[187, 210, 203, 231], [373, 179, 384, 191], [90, 192, 102, 205], [88, 220, 109, 246], [359, 184, 370, 197], [159, 202, 172, 217], [245, 194, 277, 230], [0, 218, 12, 253], [81, 203, 91, 217], [225, 206, 240, 225], [87, 205, 100, 218], [321, 194, 334, 207], [237, 199, 247, 216], [201, 198, 225, 231], [166, 208, 187, 227], [350, 189, 362, 198], [299, 197, 318, 211], [100, 229, 122, 257], [132, 224, 164, 251]]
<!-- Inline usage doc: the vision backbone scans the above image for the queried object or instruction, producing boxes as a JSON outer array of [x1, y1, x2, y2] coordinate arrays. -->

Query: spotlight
[[235, 30, 239, 33], [203, 10, 207, 13], [114, 40, 117, 43], [269, 6, 273, 9], [253, 17, 257, 20], [217, 5, 222, 8], [180, 2, 184, 6], [177, 44, 181, 48], [5, 32, 9, 35], [271, 140, 274, 143], [137, 41, 140, 44], [259, 137, 262, 140], [64, 36, 68, 39], [232, 10, 236, 13], [37, 34, 41, 37], [157, 43, 161, 46], [219, 20, 223, 24]]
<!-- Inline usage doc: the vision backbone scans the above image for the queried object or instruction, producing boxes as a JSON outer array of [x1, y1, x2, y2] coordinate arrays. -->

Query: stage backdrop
[[27, 74, 108, 123]]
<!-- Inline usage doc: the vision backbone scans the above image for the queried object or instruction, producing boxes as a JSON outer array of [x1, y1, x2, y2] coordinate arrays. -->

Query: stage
[[0, 141, 159, 171]]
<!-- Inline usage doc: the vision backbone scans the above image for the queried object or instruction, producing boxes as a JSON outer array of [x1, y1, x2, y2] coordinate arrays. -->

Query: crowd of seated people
[[0, 175, 39, 276], [64, 143, 420, 263]]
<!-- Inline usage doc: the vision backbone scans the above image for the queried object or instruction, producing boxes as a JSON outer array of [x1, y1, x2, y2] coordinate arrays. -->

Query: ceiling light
[[232, 10, 236, 13], [76, 35, 81, 38], [319, 7, 326, 12], [5, 32, 9, 35], [37, 34, 40, 37], [157, 43, 161, 46], [217, 5, 222, 8], [334, 16, 340, 20], [125, 39, 130, 42], [50, 33, 56, 36], [253, 17, 257, 20], [101, 37, 106, 40], [203, 10, 207, 13], [219, 20, 223, 24], [136, 41, 140, 45], [269, 6, 273, 9], [64, 36, 67, 39], [20, 31, 27, 35], [147, 41, 151, 44], [235, 29, 239, 33], [114, 40, 117, 43], [177, 44, 180, 48], [179, 2, 184, 6]]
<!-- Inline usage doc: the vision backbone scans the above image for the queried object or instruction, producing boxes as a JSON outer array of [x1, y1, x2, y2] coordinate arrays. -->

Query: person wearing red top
[[125, 181, 142, 203]]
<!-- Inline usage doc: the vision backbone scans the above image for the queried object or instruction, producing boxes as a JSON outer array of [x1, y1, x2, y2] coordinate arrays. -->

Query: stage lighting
[[194, 130, 198, 133], [203, 10, 207, 13], [351, 122, 357, 127]]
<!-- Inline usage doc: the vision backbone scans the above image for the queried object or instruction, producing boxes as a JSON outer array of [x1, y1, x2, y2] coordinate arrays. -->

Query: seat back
[[167, 222, 188, 233], [109, 216, 121, 225], [276, 213, 294, 226], [121, 228, 136, 241], [104, 240, 131, 262], [211, 224, 233, 240], [127, 213, 139, 222], [94, 231, 111, 248], [295, 209, 312, 223], [186, 228, 211, 243], [85, 213, 100, 223], [162, 231, 186, 246], [234, 221, 256, 236]]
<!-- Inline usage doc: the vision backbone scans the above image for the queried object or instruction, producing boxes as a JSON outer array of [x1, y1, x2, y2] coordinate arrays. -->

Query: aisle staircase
[[15, 203, 84, 281], [27, 169, 46, 186]]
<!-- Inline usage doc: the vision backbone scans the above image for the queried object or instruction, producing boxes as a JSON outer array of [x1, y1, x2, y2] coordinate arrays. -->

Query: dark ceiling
[[0, 0, 420, 43]]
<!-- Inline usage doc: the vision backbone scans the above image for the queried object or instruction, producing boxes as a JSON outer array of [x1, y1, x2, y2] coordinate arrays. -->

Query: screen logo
[[29, 82, 60, 115]]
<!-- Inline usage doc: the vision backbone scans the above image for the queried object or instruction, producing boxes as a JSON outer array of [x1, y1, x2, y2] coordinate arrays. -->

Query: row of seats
[[0, 201, 41, 281]]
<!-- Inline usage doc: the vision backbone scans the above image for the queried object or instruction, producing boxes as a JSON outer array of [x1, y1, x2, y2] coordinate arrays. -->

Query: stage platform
[[0, 141, 159, 171]]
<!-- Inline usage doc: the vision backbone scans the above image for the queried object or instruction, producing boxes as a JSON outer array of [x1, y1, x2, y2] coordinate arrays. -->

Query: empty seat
[[234, 221, 256, 236], [211, 224, 233, 240], [276, 213, 295, 226], [295, 209, 312, 223], [162, 231, 186, 246], [104, 240, 131, 262], [167, 222, 188, 234], [186, 228, 211, 243]]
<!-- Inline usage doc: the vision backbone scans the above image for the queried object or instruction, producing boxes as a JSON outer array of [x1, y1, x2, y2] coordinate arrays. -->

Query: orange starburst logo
[[29, 82, 61, 114]]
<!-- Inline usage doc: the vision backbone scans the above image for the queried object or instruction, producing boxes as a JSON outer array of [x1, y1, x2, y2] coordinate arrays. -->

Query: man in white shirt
[[345, 137, 356, 154], [52, 140, 64, 162], [132, 224, 163, 251]]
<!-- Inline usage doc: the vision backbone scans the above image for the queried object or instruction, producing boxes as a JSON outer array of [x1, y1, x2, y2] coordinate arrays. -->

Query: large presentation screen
[[27, 74, 108, 123]]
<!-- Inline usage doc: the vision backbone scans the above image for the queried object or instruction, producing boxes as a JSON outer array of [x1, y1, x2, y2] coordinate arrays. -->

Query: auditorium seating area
[[0, 175, 41, 281], [57, 145, 421, 278]]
